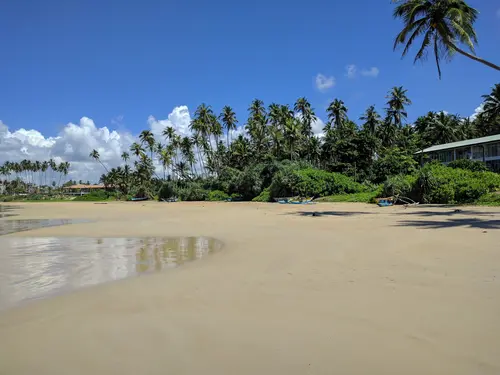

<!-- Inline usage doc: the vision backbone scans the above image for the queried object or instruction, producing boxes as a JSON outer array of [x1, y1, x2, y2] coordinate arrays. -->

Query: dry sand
[[1, 201, 500, 375]]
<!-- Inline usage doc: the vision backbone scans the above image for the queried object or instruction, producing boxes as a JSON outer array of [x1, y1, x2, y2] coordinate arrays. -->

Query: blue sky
[[1, 0, 499, 136], [0, 0, 499, 181]]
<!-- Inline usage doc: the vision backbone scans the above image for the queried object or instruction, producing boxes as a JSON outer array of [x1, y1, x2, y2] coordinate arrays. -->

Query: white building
[[417, 134, 500, 172]]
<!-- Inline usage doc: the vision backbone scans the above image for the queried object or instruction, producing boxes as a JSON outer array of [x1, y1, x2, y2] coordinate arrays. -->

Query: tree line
[[0, 160, 71, 195], [89, 83, 499, 199]]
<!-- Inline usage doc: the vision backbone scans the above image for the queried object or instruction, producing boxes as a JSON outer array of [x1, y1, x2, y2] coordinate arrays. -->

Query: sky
[[1, 0, 499, 182]]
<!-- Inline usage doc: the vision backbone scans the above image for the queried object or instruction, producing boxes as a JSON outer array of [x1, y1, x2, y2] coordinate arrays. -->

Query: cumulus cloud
[[345, 64, 357, 79], [0, 107, 194, 183], [469, 104, 484, 121], [315, 73, 335, 92], [360, 67, 380, 78], [148, 106, 192, 138]]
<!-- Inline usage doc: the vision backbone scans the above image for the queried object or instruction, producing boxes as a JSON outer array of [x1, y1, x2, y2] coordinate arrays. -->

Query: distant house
[[63, 184, 106, 196], [416, 134, 500, 172]]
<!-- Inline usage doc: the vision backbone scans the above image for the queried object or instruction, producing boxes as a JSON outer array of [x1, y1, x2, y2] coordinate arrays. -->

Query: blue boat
[[130, 197, 148, 202]]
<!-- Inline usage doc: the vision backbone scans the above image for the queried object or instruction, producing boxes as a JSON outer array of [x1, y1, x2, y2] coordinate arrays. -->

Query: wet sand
[[1, 201, 500, 375]]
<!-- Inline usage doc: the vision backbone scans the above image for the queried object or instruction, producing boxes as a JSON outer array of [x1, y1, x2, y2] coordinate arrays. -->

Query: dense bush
[[73, 190, 110, 201], [382, 174, 418, 199], [177, 183, 208, 201], [269, 167, 364, 199], [380, 163, 500, 204], [158, 181, 177, 200], [207, 190, 229, 201], [448, 159, 488, 172], [252, 187, 271, 202], [372, 147, 418, 183]]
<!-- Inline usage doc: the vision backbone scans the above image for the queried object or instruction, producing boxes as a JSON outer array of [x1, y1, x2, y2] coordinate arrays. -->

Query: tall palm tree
[[220, 106, 238, 147], [130, 142, 145, 158], [386, 86, 412, 128], [139, 130, 156, 160], [360, 105, 382, 135], [427, 112, 462, 144], [121, 151, 130, 165], [284, 118, 302, 160], [294, 97, 317, 138], [392, 0, 500, 78], [327, 99, 348, 130], [481, 83, 500, 120], [89, 149, 109, 172]]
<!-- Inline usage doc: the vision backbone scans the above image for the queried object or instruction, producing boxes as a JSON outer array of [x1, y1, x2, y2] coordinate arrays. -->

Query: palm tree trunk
[[449, 42, 500, 71]]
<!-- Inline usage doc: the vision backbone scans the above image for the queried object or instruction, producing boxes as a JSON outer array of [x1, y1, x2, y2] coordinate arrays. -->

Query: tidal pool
[[0, 236, 223, 311], [0, 219, 90, 236]]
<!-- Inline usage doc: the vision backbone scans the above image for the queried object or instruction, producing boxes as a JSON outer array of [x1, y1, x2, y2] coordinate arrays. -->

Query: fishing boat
[[130, 197, 148, 202]]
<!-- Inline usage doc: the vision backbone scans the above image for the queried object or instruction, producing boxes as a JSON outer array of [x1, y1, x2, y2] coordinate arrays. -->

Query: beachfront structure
[[63, 184, 106, 196], [417, 134, 500, 172]]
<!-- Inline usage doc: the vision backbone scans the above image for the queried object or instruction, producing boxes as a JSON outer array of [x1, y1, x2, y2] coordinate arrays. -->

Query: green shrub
[[158, 181, 177, 200], [448, 159, 488, 172], [269, 167, 364, 199], [382, 174, 418, 199], [252, 187, 271, 202], [177, 184, 208, 201], [372, 147, 418, 183], [207, 190, 229, 201], [477, 193, 500, 206], [73, 190, 110, 201]]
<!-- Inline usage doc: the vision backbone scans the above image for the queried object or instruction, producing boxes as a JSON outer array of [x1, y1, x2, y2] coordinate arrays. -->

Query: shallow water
[[0, 218, 90, 236], [0, 236, 223, 311]]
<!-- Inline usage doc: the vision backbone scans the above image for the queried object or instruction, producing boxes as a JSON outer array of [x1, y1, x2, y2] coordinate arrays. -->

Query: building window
[[438, 151, 453, 163], [472, 146, 484, 160], [486, 143, 500, 158]]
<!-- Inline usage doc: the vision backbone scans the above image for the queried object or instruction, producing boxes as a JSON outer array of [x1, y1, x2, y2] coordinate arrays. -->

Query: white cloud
[[315, 73, 335, 92], [0, 106, 193, 183], [469, 104, 484, 120], [345, 64, 357, 79], [360, 67, 380, 78], [148, 105, 192, 138]]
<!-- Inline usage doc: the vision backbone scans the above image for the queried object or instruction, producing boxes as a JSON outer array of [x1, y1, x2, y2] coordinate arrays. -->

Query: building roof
[[418, 134, 500, 154], [64, 184, 105, 189]]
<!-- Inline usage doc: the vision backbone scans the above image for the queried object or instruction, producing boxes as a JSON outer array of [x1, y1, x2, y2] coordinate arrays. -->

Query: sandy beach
[[1, 201, 500, 375]]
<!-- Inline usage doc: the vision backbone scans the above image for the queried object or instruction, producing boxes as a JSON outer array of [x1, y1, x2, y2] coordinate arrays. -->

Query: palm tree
[[130, 142, 145, 158], [392, 0, 500, 78], [121, 152, 130, 165], [294, 97, 317, 138], [284, 117, 302, 160], [481, 84, 500, 120], [220, 106, 238, 147], [360, 105, 382, 135], [386, 86, 412, 128], [139, 130, 156, 160], [89, 149, 109, 172], [426, 112, 462, 144], [327, 99, 348, 130]]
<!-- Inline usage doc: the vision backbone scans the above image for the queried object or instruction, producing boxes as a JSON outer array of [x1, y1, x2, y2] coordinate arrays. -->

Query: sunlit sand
[[1, 202, 499, 375]]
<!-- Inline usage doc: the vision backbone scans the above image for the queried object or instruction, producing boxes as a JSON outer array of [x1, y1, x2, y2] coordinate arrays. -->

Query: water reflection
[[0, 237, 222, 311], [0, 205, 18, 219], [0, 219, 89, 236]]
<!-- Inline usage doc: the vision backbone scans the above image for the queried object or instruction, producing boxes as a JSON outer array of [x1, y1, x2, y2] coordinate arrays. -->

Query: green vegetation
[[80, 80, 498, 206], [381, 162, 500, 204], [72, 190, 114, 202]]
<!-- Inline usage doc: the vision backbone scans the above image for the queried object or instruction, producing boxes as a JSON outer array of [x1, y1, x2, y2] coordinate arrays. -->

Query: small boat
[[376, 198, 393, 207], [130, 197, 148, 202]]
